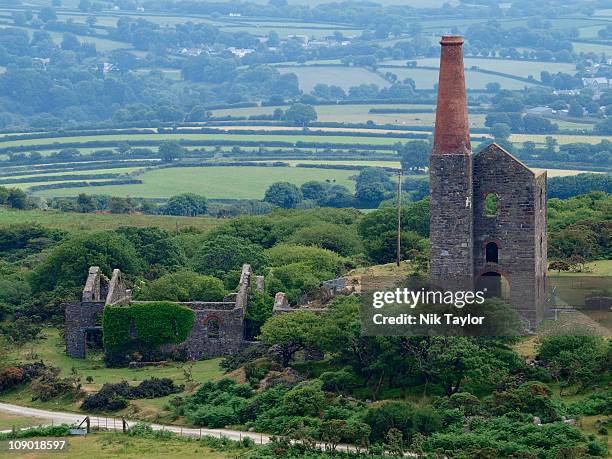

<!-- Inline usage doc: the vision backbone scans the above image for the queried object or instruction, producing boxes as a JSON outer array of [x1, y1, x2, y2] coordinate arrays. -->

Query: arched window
[[486, 242, 499, 263], [207, 318, 220, 339], [484, 193, 499, 217]]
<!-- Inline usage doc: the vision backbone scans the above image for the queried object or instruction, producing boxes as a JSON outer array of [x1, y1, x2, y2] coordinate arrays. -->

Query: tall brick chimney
[[429, 35, 474, 288], [432, 35, 471, 155]]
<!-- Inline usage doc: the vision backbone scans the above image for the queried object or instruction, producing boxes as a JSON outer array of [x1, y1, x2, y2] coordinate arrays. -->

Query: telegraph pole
[[396, 168, 402, 267]]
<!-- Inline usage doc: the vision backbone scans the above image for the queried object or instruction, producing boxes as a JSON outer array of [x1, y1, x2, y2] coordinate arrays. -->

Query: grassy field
[[2, 329, 225, 419], [509, 133, 608, 145], [0, 132, 410, 149], [212, 103, 489, 128], [1, 432, 236, 458], [408, 57, 576, 79], [0, 412, 51, 430], [30, 166, 357, 199], [549, 259, 612, 277], [0, 208, 219, 232], [383, 67, 539, 90], [571, 41, 612, 55], [277, 66, 390, 92]]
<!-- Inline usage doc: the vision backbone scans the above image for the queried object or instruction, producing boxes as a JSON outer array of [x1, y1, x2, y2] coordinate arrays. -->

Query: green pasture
[[383, 67, 539, 90], [571, 41, 612, 55], [407, 58, 577, 79], [212, 103, 486, 127], [1, 328, 225, 419], [28, 434, 232, 459], [277, 66, 390, 92], [220, 25, 362, 38], [0, 132, 410, 149], [30, 166, 357, 199], [0, 412, 51, 430], [509, 133, 608, 145], [134, 68, 182, 80], [577, 24, 608, 39], [1, 167, 142, 181], [0, 208, 219, 232]]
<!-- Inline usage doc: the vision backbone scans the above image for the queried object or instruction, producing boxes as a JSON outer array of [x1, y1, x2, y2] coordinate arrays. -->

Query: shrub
[[0, 367, 25, 393], [285, 223, 361, 256], [136, 271, 225, 302], [81, 378, 183, 411], [265, 244, 347, 275], [364, 401, 416, 443], [319, 369, 359, 394], [282, 381, 326, 417], [568, 391, 612, 416], [30, 367, 79, 402]]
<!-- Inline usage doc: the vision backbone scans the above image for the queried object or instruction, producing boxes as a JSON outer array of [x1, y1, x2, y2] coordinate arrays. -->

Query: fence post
[[199, 428, 201, 439]]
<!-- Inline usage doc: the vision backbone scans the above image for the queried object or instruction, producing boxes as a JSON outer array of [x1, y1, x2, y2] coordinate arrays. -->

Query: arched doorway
[[476, 271, 510, 299]]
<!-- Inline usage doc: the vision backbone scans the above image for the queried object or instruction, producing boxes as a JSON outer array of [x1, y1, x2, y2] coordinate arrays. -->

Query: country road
[[0, 402, 271, 444], [0, 402, 398, 456]]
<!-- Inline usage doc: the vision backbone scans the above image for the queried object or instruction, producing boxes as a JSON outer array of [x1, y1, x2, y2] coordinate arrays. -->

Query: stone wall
[[66, 264, 254, 361], [473, 144, 546, 326], [429, 153, 474, 290]]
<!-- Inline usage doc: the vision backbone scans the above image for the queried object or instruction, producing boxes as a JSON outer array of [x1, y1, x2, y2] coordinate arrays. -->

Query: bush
[[82, 378, 183, 411], [30, 367, 79, 402], [364, 401, 416, 443], [285, 223, 361, 256], [0, 367, 24, 393], [568, 391, 612, 416], [282, 381, 326, 417], [265, 244, 346, 275], [136, 270, 225, 302]]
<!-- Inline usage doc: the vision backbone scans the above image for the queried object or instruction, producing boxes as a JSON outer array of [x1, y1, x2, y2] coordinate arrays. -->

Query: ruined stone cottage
[[65, 264, 259, 359]]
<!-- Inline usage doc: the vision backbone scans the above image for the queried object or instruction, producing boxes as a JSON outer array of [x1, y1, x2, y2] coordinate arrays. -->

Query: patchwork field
[[29, 166, 357, 199], [277, 66, 390, 92], [382, 67, 539, 90], [408, 58, 577, 79], [0, 132, 411, 150]]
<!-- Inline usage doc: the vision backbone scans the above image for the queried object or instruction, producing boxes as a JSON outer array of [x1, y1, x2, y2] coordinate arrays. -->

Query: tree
[[137, 270, 225, 302], [568, 101, 583, 118], [6, 188, 30, 210], [162, 193, 208, 216], [38, 7, 57, 22], [76, 193, 96, 213], [264, 182, 303, 209], [158, 141, 185, 162], [300, 181, 329, 202], [193, 234, 268, 278], [397, 141, 430, 173], [355, 168, 394, 208], [284, 103, 317, 127], [29, 231, 141, 293], [490, 123, 511, 141], [260, 310, 321, 366]]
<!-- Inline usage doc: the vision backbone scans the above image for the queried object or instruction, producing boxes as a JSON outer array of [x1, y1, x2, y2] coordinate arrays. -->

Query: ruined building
[[429, 36, 547, 326], [66, 264, 259, 359]]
